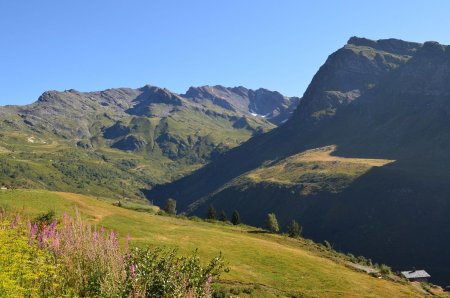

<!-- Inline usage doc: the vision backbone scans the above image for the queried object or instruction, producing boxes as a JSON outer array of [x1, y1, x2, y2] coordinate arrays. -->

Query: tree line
[[164, 199, 301, 238]]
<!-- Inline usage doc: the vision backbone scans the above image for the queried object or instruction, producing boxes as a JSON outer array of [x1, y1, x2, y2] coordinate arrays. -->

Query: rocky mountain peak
[[347, 36, 420, 56], [183, 85, 299, 124], [290, 37, 422, 127]]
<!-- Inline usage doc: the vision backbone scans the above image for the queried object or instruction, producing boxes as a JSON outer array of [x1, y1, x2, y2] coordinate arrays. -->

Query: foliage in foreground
[[0, 209, 226, 297]]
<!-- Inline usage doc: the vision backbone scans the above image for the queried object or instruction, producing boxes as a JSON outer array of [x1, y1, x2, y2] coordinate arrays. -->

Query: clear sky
[[1, 0, 450, 105]]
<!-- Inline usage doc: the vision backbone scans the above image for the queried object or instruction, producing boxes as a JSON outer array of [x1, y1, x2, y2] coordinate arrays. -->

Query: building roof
[[401, 270, 430, 279]]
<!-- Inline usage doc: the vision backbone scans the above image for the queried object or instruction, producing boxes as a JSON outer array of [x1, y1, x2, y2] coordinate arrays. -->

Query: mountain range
[[148, 37, 450, 286], [0, 85, 299, 198], [2, 36, 450, 286]]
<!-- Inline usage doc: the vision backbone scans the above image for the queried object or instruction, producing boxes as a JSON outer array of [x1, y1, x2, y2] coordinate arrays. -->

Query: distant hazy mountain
[[148, 37, 450, 285], [0, 85, 299, 198]]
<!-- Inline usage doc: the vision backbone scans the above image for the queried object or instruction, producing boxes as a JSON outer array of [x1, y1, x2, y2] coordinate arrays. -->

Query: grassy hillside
[[0, 189, 434, 297]]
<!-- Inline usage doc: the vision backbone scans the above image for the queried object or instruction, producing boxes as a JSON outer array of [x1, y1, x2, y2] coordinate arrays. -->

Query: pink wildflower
[[130, 264, 136, 278], [93, 231, 98, 242], [52, 238, 60, 249]]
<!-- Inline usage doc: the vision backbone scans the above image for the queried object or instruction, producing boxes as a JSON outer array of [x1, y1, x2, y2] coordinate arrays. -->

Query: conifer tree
[[165, 198, 177, 215], [266, 213, 279, 233], [207, 204, 217, 220], [231, 210, 241, 225], [287, 219, 302, 238], [219, 210, 227, 222]]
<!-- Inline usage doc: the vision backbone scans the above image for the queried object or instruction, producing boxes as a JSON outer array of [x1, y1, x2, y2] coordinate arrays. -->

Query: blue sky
[[1, 1, 450, 105]]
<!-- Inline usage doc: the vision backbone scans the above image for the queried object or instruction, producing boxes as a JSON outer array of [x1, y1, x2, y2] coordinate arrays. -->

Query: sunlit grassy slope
[[0, 189, 427, 298], [246, 145, 394, 192]]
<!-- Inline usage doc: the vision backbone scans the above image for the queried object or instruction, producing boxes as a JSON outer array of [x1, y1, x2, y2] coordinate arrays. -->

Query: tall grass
[[0, 208, 226, 297]]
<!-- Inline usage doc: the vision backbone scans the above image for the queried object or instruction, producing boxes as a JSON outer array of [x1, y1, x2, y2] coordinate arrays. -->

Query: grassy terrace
[[0, 189, 428, 297]]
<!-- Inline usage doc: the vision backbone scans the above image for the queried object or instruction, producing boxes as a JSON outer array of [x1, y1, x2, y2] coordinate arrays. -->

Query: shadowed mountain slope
[[147, 37, 450, 286]]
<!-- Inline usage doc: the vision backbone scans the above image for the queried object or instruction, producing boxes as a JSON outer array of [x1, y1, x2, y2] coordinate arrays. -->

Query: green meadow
[[0, 189, 429, 297]]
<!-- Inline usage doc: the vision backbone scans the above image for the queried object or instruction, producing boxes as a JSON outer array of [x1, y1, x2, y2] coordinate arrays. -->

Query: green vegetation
[[231, 210, 240, 225], [265, 213, 279, 233], [0, 85, 284, 201], [0, 189, 430, 297], [287, 220, 302, 238], [164, 198, 177, 215], [0, 208, 225, 297], [207, 205, 217, 220], [219, 210, 227, 222], [0, 213, 63, 297]]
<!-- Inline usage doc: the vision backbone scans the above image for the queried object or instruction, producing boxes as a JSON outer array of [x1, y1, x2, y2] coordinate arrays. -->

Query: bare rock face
[[112, 135, 147, 152], [183, 85, 300, 125]]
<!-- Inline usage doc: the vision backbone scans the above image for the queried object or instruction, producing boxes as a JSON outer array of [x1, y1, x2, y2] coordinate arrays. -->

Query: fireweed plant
[[0, 209, 226, 297]]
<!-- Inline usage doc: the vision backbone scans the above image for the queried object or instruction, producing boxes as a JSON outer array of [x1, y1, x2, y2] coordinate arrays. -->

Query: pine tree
[[165, 198, 177, 215], [207, 204, 217, 220], [231, 210, 241, 225], [219, 210, 227, 222], [287, 219, 302, 238], [266, 213, 279, 233]]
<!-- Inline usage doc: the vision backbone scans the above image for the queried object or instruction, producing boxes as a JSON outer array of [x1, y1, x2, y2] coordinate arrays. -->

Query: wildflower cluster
[[0, 210, 226, 297]]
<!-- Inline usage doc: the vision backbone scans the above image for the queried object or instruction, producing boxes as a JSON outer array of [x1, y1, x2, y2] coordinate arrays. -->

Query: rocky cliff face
[[184, 85, 300, 124], [290, 37, 419, 127]]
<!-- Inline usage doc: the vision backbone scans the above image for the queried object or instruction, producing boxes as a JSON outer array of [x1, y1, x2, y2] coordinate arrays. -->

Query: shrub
[[33, 209, 56, 226], [243, 287, 253, 294], [212, 286, 229, 298], [379, 264, 391, 275], [323, 240, 332, 250], [126, 248, 226, 297], [189, 216, 203, 222]]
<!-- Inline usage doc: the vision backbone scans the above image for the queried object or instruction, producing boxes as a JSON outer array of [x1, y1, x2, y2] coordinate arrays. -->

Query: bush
[[189, 216, 203, 222], [127, 248, 226, 297], [243, 287, 253, 294], [323, 240, 332, 250], [33, 209, 56, 226], [379, 264, 391, 275], [212, 286, 229, 298]]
